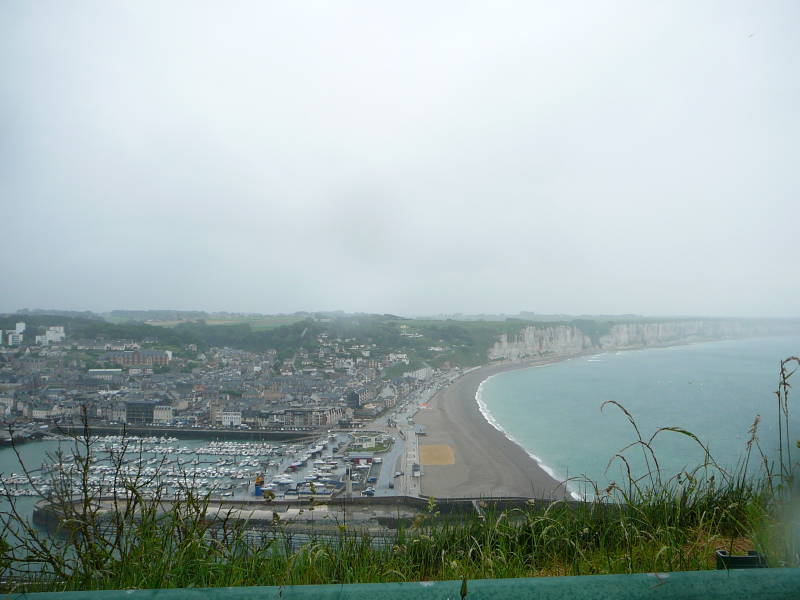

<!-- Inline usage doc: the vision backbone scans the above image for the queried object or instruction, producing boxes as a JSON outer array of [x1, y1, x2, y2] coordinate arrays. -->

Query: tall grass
[[0, 358, 797, 592]]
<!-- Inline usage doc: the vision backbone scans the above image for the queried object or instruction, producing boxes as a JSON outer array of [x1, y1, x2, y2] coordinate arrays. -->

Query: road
[[373, 430, 403, 496], [366, 379, 448, 497]]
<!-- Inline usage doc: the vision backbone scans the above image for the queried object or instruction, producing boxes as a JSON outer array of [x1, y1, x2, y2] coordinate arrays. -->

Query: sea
[[477, 336, 800, 499]]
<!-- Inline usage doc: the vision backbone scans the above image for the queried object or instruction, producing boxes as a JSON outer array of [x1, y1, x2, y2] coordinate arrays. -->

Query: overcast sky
[[2, 1, 798, 317]]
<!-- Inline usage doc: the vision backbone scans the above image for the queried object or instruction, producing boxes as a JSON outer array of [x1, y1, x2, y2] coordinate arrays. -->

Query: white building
[[153, 405, 174, 424], [4, 322, 26, 346], [31, 408, 51, 420], [387, 353, 410, 364], [36, 326, 66, 345], [128, 366, 153, 376], [220, 411, 242, 427], [88, 368, 122, 381]]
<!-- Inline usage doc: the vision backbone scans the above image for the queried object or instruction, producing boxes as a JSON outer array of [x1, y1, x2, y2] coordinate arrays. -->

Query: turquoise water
[[478, 337, 800, 498], [0, 439, 75, 535]]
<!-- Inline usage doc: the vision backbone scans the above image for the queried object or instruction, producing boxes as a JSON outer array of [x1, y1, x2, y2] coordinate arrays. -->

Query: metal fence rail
[[17, 568, 800, 600]]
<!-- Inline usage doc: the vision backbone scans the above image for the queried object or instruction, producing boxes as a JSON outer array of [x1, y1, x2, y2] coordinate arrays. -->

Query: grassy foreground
[[1, 359, 798, 592], [0, 479, 791, 592]]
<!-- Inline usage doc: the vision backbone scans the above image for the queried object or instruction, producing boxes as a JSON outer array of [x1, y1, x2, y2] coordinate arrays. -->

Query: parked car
[[367, 476, 378, 483], [361, 489, 375, 497]]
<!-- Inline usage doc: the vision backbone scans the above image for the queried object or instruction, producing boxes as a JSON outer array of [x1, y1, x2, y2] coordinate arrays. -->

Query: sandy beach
[[415, 356, 578, 499]]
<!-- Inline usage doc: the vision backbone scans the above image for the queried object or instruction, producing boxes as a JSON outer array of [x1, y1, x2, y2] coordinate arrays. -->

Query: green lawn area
[[363, 440, 392, 453]]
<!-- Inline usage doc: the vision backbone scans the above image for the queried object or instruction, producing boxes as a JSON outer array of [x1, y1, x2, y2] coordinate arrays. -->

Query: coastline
[[414, 335, 792, 500], [415, 354, 582, 499]]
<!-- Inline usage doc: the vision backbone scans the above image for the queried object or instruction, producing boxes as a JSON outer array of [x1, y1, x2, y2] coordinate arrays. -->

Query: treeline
[[107, 309, 311, 322], [108, 309, 211, 321], [14, 309, 102, 319], [407, 319, 534, 367], [0, 315, 200, 348], [174, 319, 322, 358]]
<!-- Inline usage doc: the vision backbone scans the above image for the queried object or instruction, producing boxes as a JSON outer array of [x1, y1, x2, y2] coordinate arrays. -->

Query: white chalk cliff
[[487, 320, 797, 361]]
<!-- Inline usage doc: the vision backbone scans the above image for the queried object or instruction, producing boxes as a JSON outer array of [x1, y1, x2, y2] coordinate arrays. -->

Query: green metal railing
[[17, 569, 800, 599]]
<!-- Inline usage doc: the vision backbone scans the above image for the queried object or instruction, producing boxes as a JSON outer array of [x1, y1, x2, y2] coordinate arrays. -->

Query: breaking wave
[[476, 375, 581, 500]]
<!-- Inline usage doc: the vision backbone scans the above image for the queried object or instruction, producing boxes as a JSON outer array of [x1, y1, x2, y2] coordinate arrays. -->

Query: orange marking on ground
[[420, 445, 455, 465]]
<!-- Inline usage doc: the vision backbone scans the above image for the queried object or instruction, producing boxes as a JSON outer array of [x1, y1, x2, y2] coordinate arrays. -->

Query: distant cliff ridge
[[487, 320, 800, 361]]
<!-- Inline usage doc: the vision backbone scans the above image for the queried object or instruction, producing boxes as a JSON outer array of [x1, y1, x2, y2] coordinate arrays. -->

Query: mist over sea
[[477, 337, 800, 499]]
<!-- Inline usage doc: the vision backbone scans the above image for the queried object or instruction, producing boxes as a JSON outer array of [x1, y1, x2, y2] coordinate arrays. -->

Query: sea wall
[[487, 319, 799, 361], [32, 495, 590, 535]]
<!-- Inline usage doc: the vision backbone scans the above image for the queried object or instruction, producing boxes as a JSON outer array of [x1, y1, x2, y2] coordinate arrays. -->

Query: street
[[366, 378, 449, 497]]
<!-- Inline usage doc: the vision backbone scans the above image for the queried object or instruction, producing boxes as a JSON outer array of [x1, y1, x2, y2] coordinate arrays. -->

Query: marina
[[0, 432, 362, 501], [1, 382, 438, 535]]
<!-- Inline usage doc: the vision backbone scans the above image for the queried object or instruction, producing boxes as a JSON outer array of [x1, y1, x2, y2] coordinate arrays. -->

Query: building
[[35, 326, 66, 345], [111, 402, 127, 423], [386, 353, 409, 364], [209, 401, 221, 426], [378, 384, 397, 408], [4, 322, 26, 346], [353, 434, 378, 448], [31, 407, 51, 420], [255, 410, 284, 428], [220, 411, 242, 427], [346, 387, 373, 408], [88, 369, 123, 381], [125, 401, 156, 424], [128, 366, 153, 376], [348, 452, 375, 465], [281, 406, 343, 428], [101, 350, 172, 366], [153, 405, 174, 424]]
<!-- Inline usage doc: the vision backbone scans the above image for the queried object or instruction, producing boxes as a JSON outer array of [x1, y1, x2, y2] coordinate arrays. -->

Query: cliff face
[[487, 320, 796, 361]]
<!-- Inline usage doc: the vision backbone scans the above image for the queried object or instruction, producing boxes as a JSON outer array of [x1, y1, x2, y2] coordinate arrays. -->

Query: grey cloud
[[1, 1, 798, 317]]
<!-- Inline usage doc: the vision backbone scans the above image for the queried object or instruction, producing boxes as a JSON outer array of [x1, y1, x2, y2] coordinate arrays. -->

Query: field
[[143, 315, 307, 330]]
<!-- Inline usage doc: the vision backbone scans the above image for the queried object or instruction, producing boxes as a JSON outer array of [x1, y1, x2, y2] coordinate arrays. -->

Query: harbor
[[3, 433, 367, 500], [3, 380, 452, 546]]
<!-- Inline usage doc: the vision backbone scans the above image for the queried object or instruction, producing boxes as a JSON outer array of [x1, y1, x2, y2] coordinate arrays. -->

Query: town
[[0, 314, 479, 502], [0, 317, 452, 437]]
